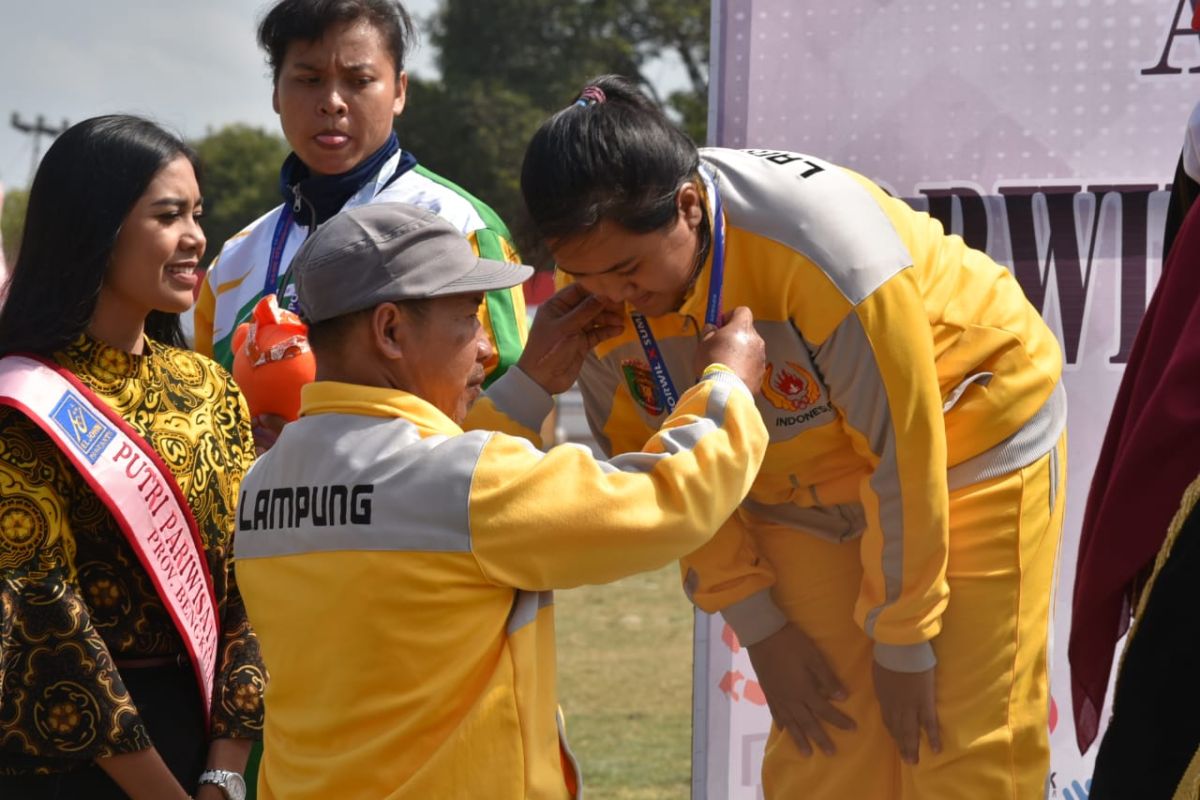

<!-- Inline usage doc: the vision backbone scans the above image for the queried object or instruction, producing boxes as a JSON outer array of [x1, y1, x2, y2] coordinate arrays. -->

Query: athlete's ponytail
[[520, 75, 700, 241]]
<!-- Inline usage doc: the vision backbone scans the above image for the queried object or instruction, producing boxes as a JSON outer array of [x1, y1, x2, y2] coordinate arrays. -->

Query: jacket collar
[[279, 132, 415, 228], [299, 380, 462, 437]]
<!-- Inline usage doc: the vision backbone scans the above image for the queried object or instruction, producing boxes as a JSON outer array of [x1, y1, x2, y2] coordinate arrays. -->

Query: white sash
[[0, 354, 219, 726]]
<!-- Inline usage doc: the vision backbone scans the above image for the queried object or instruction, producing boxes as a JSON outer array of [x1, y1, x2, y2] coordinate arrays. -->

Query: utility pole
[[10, 113, 70, 183]]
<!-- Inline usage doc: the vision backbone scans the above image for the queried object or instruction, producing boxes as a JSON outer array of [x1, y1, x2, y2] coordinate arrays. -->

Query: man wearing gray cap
[[232, 202, 770, 800]]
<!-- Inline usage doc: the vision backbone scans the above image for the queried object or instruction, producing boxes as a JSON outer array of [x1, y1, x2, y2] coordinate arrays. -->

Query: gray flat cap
[[293, 202, 534, 323]]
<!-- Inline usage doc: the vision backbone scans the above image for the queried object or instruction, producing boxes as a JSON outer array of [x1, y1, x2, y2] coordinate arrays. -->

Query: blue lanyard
[[630, 167, 726, 412], [261, 202, 297, 311]]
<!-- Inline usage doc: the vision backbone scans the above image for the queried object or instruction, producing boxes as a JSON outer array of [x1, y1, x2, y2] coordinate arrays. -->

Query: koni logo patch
[[761, 362, 822, 413], [50, 392, 116, 464]]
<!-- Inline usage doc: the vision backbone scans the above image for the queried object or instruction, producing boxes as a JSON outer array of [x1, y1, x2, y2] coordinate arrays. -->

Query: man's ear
[[370, 302, 408, 361]]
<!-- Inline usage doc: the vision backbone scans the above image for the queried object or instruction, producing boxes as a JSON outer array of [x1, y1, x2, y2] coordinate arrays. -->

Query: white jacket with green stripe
[[194, 152, 528, 384]]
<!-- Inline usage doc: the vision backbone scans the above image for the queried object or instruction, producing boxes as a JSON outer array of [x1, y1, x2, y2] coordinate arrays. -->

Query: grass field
[[556, 564, 695, 799]]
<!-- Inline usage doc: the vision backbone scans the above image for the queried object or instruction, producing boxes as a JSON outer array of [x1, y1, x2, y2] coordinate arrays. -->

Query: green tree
[[1, 186, 29, 267], [431, 0, 708, 128], [397, 76, 550, 260], [192, 124, 291, 267]]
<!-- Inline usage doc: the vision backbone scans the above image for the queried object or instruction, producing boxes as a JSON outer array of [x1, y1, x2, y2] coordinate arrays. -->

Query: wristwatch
[[197, 769, 247, 800]]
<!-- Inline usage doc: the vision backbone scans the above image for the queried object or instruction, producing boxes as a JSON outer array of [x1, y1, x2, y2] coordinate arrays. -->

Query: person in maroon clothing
[[1069, 188, 1200, 753]]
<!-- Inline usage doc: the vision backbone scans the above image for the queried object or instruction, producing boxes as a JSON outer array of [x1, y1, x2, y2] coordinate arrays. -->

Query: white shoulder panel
[[377, 171, 486, 235], [701, 148, 912, 305]]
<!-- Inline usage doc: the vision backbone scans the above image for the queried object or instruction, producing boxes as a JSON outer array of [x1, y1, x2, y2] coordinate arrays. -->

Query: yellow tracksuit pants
[[758, 436, 1066, 798]]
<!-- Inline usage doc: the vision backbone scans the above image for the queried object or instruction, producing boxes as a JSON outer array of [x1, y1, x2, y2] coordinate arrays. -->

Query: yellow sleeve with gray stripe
[[682, 514, 785, 645], [468, 368, 769, 590], [816, 271, 950, 671], [574, 341, 784, 642], [463, 365, 550, 448], [578, 341, 785, 645]]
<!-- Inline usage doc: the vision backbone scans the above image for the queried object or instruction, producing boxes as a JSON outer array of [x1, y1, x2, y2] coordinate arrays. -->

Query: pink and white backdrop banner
[[694, 1, 1200, 798]]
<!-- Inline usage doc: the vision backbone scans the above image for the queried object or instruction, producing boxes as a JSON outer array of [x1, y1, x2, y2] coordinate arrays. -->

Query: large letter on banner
[[697, 1, 1196, 797], [0, 355, 220, 727]]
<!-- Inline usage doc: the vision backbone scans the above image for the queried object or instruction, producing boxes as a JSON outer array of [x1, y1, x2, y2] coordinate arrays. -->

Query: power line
[[10, 113, 70, 184]]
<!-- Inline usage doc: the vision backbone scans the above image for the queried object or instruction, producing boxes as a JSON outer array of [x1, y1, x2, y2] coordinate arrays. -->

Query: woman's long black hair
[[520, 74, 701, 241], [0, 114, 199, 356]]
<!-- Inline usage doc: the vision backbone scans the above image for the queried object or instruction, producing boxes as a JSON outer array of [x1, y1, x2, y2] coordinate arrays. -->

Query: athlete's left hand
[[872, 661, 942, 765]]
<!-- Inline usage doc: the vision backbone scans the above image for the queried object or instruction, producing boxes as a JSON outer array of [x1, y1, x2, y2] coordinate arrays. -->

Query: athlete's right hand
[[746, 622, 857, 756], [694, 306, 766, 393]]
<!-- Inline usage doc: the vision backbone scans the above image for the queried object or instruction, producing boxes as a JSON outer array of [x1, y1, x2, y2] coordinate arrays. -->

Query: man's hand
[[694, 306, 766, 393], [517, 284, 624, 395], [252, 414, 287, 456], [746, 623, 856, 756], [872, 661, 941, 765]]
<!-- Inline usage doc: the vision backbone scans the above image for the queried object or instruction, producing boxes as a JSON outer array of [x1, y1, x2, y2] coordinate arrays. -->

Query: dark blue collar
[[279, 132, 415, 227]]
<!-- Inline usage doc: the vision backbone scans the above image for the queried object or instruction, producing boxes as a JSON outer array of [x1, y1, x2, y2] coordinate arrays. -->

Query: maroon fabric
[[1070, 197, 1200, 753]]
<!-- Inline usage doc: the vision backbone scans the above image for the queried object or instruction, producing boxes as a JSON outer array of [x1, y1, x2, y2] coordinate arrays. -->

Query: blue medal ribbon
[[704, 167, 727, 328], [261, 203, 297, 309], [631, 166, 726, 413], [631, 314, 680, 411]]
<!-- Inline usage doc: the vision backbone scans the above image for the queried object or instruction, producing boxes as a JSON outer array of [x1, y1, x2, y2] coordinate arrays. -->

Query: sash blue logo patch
[[50, 391, 116, 464]]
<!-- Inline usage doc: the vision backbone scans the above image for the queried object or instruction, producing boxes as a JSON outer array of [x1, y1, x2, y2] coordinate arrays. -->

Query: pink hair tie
[[574, 86, 607, 108]]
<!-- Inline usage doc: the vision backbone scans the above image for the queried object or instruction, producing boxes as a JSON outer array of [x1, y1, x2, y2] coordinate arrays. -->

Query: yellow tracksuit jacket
[[233, 364, 767, 799], [576, 147, 1065, 669]]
